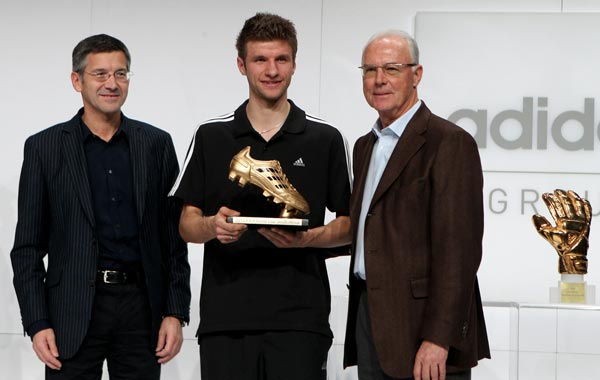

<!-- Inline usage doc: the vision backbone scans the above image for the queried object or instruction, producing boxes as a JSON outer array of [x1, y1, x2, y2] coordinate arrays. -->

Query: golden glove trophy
[[226, 146, 309, 229], [532, 189, 595, 304]]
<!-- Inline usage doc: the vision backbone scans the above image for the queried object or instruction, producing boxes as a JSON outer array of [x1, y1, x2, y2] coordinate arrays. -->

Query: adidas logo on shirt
[[293, 157, 305, 167]]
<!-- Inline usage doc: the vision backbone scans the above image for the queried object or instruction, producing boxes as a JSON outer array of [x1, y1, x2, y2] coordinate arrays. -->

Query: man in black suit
[[11, 34, 191, 379]]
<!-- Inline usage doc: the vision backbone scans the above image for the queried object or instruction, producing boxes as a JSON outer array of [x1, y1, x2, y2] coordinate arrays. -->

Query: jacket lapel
[[369, 104, 429, 209], [61, 115, 95, 226], [350, 132, 376, 228], [123, 118, 147, 225]]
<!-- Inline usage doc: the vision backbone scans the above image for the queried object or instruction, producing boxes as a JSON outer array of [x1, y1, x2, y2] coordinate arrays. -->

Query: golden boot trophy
[[227, 146, 309, 227]]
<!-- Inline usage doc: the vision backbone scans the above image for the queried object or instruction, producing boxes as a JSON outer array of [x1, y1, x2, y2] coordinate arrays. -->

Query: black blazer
[[11, 110, 191, 359]]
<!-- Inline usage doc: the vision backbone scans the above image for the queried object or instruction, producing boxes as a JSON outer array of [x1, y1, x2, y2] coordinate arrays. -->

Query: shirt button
[[108, 169, 113, 174], [111, 197, 116, 202]]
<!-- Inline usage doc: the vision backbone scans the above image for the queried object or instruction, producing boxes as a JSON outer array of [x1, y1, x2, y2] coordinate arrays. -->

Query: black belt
[[97, 269, 140, 285]]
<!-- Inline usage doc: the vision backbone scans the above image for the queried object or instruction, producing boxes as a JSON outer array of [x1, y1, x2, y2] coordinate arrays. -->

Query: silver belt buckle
[[102, 270, 125, 284]]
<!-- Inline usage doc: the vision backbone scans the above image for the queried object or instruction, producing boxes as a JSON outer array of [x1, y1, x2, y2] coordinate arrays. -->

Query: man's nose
[[374, 67, 387, 84], [265, 60, 278, 76], [102, 72, 120, 88]]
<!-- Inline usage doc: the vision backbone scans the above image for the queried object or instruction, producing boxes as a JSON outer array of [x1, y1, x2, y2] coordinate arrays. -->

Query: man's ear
[[237, 56, 247, 76], [412, 65, 423, 88], [71, 71, 83, 92]]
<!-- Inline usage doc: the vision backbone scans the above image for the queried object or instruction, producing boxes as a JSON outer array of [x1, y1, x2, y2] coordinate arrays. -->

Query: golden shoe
[[228, 146, 310, 218]]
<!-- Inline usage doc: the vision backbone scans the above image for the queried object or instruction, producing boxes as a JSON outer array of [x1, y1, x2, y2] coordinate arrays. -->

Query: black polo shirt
[[170, 100, 351, 338]]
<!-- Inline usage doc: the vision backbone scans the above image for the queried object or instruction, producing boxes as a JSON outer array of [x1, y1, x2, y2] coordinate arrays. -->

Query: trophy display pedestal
[[550, 274, 596, 304]]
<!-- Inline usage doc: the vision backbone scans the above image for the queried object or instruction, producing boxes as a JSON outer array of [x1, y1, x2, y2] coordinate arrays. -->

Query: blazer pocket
[[387, 178, 429, 215], [410, 277, 429, 299], [392, 177, 427, 197]]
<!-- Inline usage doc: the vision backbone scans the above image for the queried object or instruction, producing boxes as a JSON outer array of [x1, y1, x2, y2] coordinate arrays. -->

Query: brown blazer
[[343, 103, 490, 378]]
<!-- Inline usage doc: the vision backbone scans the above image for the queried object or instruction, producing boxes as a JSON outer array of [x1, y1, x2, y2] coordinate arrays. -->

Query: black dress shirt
[[80, 118, 141, 270]]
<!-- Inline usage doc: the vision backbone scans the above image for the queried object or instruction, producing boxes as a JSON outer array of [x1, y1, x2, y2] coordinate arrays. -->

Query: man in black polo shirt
[[11, 34, 191, 379], [170, 12, 351, 380]]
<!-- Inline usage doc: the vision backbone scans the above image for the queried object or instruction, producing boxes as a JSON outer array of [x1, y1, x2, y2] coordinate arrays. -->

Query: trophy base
[[226, 216, 309, 231], [549, 274, 596, 304]]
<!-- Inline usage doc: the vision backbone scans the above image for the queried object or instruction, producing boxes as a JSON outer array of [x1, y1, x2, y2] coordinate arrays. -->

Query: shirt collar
[[371, 100, 422, 139], [232, 99, 305, 138], [79, 111, 126, 142]]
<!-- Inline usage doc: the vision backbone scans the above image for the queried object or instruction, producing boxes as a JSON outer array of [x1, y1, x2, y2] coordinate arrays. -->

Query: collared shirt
[[81, 116, 141, 270], [354, 100, 422, 280], [169, 99, 351, 338]]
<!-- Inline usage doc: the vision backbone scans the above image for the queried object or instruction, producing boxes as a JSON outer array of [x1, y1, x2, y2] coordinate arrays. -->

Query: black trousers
[[356, 286, 471, 380], [46, 280, 159, 380], [199, 330, 332, 380]]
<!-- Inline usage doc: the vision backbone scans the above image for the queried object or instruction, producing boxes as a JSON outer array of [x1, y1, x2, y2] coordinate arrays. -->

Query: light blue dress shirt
[[354, 100, 422, 280]]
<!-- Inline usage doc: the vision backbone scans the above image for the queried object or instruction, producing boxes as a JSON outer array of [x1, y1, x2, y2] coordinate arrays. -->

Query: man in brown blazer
[[343, 30, 490, 380]]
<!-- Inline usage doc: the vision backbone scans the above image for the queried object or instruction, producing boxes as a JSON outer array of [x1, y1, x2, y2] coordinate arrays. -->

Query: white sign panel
[[415, 12, 600, 302]]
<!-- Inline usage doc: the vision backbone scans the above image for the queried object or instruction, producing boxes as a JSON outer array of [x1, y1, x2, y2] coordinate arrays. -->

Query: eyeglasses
[[84, 70, 133, 82], [358, 63, 417, 78]]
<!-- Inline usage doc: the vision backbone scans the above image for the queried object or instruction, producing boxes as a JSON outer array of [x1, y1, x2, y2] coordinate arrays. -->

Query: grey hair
[[362, 30, 419, 65], [72, 34, 131, 74]]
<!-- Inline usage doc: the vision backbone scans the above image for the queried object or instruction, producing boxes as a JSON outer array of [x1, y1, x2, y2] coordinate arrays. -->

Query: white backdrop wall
[[2, 0, 600, 379]]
